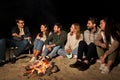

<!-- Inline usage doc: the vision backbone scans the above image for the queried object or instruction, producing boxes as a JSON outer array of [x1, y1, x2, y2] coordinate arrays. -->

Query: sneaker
[[69, 61, 82, 68], [38, 56, 42, 60], [29, 57, 36, 63], [66, 52, 73, 59], [99, 63, 105, 70], [34, 59, 39, 63], [0, 60, 5, 67], [101, 66, 110, 74], [45, 56, 52, 62], [96, 59, 101, 63]]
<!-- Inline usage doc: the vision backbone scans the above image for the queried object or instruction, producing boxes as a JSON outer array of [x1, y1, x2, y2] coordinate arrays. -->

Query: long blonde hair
[[70, 23, 81, 40]]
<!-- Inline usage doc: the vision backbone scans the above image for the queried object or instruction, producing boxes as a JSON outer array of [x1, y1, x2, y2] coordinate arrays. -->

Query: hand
[[48, 47, 52, 51], [46, 45, 50, 49], [24, 37, 31, 41], [100, 43, 107, 49], [12, 33, 21, 37], [46, 45, 52, 51], [66, 49, 72, 54], [50, 44, 56, 47], [49, 32, 53, 36]]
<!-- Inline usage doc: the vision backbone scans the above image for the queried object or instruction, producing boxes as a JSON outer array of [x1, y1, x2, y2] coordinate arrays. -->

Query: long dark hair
[[112, 22, 120, 42], [39, 24, 49, 37], [103, 17, 120, 44]]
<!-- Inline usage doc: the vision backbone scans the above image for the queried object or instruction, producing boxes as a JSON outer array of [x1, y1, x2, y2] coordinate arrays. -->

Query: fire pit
[[23, 58, 60, 78]]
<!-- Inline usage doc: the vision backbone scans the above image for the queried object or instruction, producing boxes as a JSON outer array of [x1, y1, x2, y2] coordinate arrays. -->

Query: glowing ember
[[23, 58, 60, 78]]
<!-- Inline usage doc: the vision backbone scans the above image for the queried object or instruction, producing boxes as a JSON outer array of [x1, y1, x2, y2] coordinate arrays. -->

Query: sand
[[0, 52, 120, 80]]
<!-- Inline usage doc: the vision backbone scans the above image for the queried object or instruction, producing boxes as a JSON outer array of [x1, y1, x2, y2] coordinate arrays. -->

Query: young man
[[10, 17, 31, 63], [70, 17, 100, 71], [41, 23, 67, 61]]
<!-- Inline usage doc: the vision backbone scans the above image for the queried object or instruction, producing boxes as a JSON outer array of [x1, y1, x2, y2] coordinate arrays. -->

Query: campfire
[[23, 58, 60, 78]]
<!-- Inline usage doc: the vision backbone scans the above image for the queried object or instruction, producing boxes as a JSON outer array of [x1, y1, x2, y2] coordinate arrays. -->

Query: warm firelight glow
[[24, 58, 51, 77]]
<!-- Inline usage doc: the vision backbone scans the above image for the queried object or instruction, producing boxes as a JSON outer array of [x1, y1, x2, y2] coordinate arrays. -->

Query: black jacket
[[11, 26, 31, 38]]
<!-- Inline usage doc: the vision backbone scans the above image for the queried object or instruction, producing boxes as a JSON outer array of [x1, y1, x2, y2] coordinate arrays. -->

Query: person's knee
[[89, 43, 95, 47], [58, 48, 65, 54], [57, 49, 62, 55], [0, 39, 6, 44], [57, 49, 66, 56], [79, 40, 86, 46], [22, 40, 29, 46]]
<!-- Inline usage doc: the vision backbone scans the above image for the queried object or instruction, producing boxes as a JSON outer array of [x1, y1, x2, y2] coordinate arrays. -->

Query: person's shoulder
[[68, 32, 71, 34], [48, 31, 53, 36], [66, 32, 71, 36], [62, 30, 67, 34], [84, 29, 89, 33], [24, 26, 30, 30]]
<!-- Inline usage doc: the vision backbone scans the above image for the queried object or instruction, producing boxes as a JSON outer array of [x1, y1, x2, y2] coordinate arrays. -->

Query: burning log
[[23, 58, 60, 78], [46, 64, 60, 76]]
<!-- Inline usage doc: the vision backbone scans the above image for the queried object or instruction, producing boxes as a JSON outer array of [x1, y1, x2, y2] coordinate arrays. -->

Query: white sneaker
[[29, 57, 36, 63], [99, 63, 105, 70], [101, 66, 110, 74], [96, 59, 101, 63], [38, 56, 42, 60], [66, 52, 73, 59]]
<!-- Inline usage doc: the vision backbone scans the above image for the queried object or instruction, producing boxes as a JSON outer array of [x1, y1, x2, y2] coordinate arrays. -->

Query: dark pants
[[77, 40, 98, 61], [11, 39, 29, 57], [0, 39, 6, 60]]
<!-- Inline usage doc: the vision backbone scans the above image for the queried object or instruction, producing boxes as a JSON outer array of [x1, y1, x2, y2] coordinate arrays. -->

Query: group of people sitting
[[0, 17, 120, 74]]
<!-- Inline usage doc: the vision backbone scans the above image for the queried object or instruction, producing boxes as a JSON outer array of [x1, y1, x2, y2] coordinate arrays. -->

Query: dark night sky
[[0, 0, 120, 37]]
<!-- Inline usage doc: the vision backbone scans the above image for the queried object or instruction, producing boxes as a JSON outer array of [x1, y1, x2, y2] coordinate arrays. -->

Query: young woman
[[57, 23, 83, 58], [94, 17, 120, 74], [29, 24, 50, 62]]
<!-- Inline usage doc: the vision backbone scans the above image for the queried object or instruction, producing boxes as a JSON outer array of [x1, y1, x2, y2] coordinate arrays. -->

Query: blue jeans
[[48, 46, 60, 58], [0, 39, 6, 60], [57, 48, 66, 56], [57, 47, 78, 57], [42, 46, 60, 58], [11, 39, 29, 57], [33, 39, 44, 51]]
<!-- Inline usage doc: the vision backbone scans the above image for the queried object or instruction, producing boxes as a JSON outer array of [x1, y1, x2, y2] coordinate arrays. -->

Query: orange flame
[[24, 59, 51, 77]]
